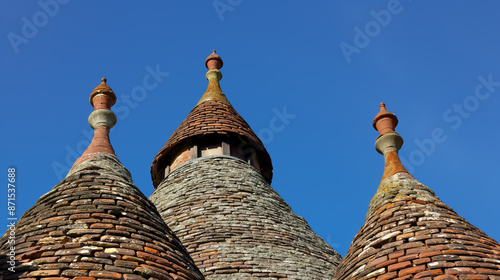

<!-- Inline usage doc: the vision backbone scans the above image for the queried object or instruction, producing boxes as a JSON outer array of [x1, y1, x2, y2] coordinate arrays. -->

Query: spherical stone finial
[[101, 77, 107, 84], [205, 50, 223, 70], [373, 102, 399, 135]]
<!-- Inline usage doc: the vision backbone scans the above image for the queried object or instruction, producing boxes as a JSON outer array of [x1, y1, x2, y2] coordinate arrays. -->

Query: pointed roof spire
[[197, 50, 230, 105], [70, 78, 117, 171], [0, 78, 205, 280], [151, 51, 273, 187], [373, 102, 410, 182], [333, 102, 500, 280]]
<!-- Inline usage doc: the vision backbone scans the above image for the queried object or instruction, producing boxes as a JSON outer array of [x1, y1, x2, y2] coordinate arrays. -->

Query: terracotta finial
[[72, 78, 118, 168], [197, 50, 230, 106], [205, 50, 223, 70], [372, 102, 409, 179], [90, 77, 116, 109], [373, 102, 399, 135]]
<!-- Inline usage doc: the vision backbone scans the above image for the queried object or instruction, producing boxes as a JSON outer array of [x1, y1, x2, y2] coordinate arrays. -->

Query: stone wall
[[150, 156, 341, 279]]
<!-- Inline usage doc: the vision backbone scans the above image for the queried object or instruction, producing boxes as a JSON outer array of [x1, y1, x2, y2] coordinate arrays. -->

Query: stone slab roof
[[151, 156, 341, 279], [0, 154, 204, 280], [151, 101, 273, 187], [335, 104, 500, 279], [333, 172, 500, 280]]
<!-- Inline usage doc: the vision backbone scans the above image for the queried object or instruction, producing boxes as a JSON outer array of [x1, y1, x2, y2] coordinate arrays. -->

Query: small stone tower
[[333, 103, 500, 280], [150, 51, 342, 279], [0, 79, 204, 280]]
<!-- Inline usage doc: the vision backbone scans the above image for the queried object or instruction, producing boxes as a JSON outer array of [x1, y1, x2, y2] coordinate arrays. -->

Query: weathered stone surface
[[333, 172, 500, 280], [66, 153, 132, 181], [151, 156, 341, 279], [151, 101, 273, 187], [0, 154, 204, 280]]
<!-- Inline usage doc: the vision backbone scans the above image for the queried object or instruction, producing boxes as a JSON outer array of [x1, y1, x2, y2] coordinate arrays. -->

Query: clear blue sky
[[1, 1, 499, 256]]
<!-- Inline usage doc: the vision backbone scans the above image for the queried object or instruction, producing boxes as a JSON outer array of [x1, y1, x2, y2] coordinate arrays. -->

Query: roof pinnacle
[[151, 51, 274, 187], [335, 102, 500, 280], [71, 78, 118, 169], [373, 102, 398, 135], [373, 102, 410, 181], [90, 77, 116, 108], [197, 50, 230, 105], [205, 50, 223, 70]]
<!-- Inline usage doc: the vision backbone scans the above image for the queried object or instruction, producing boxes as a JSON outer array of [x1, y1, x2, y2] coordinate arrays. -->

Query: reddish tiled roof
[[151, 100, 273, 187], [151, 51, 272, 187], [0, 78, 204, 280], [333, 175, 500, 280], [333, 104, 500, 280], [0, 161, 205, 280]]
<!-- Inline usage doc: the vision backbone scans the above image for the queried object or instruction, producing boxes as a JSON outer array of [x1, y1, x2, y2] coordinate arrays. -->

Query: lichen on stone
[[66, 153, 132, 182]]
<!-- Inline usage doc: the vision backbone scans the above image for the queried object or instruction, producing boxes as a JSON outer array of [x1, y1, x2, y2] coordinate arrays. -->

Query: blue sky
[[1, 1, 499, 256]]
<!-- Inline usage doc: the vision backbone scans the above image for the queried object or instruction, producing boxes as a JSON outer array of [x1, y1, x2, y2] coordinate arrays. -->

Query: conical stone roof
[[150, 51, 341, 279], [151, 157, 342, 279], [0, 78, 204, 280], [151, 100, 272, 187], [333, 103, 500, 280], [151, 51, 272, 187]]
